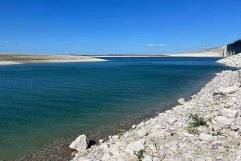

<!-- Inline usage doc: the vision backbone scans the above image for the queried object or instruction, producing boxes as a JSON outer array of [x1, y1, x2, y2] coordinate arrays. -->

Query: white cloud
[[147, 43, 157, 47], [147, 43, 166, 47], [158, 43, 165, 47]]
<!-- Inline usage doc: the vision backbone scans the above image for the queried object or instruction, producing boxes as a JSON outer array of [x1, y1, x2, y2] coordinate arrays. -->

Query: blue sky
[[0, 0, 241, 55]]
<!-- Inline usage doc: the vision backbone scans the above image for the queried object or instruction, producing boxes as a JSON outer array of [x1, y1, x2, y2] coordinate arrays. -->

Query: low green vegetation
[[187, 114, 207, 134], [135, 150, 144, 161], [189, 114, 207, 127]]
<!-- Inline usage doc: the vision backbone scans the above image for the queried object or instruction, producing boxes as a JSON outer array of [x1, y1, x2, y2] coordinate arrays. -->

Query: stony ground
[[69, 55, 241, 161], [217, 53, 241, 68]]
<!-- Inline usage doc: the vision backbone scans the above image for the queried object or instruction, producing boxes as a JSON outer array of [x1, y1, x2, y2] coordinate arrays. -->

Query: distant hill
[[167, 47, 224, 57]]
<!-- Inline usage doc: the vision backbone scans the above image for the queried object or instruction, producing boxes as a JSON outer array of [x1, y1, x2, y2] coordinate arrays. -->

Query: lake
[[0, 57, 229, 160]]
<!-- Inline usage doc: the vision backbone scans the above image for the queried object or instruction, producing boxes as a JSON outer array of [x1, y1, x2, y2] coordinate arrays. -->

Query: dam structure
[[222, 39, 241, 57]]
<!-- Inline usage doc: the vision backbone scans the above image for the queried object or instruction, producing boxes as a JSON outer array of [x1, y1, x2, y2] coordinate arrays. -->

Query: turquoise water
[[0, 57, 228, 160]]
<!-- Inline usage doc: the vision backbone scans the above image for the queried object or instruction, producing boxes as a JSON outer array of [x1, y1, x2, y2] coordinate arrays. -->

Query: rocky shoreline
[[69, 54, 241, 161], [217, 53, 241, 68]]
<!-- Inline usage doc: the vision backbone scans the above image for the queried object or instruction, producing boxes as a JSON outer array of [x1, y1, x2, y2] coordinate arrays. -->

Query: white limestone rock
[[213, 116, 233, 129], [157, 149, 166, 160], [217, 53, 241, 68], [195, 158, 205, 161], [69, 134, 88, 153], [112, 135, 120, 139], [99, 139, 104, 143], [119, 151, 138, 161], [99, 142, 109, 153], [152, 157, 161, 161], [146, 139, 157, 152], [177, 98, 185, 105], [143, 155, 153, 161], [235, 117, 241, 126], [215, 85, 239, 95], [220, 108, 238, 118], [199, 133, 213, 141], [235, 150, 241, 160], [137, 129, 148, 138], [125, 140, 145, 154]]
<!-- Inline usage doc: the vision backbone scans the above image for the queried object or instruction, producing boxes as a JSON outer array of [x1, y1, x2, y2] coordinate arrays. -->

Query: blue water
[[0, 57, 228, 160]]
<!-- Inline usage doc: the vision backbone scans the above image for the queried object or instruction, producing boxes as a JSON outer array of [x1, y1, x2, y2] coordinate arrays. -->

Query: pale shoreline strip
[[0, 57, 107, 65], [166, 52, 223, 57], [0, 61, 23, 65]]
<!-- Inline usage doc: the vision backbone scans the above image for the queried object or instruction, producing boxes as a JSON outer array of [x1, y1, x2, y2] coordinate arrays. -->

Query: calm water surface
[[0, 57, 229, 160]]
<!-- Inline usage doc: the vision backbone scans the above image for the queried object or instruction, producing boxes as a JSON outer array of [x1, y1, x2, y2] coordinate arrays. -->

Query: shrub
[[135, 149, 144, 161], [188, 114, 207, 128], [187, 114, 207, 134]]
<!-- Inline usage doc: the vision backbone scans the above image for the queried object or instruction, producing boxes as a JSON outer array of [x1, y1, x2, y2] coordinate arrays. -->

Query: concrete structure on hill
[[222, 39, 241, 57]]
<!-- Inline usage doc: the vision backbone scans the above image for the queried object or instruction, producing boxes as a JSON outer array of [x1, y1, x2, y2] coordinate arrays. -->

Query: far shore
[[0, 47, 224, 66], [0, 54, 106, 65], [95, 47, 224, 58], [166, 52, 222, 57], [95, 54, 222, 58], [94, 55, 166, 58]]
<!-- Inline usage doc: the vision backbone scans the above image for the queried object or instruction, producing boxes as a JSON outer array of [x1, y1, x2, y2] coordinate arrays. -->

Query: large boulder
[[177, 98, 185, 105], [199, 133, 213, 141], [137, 129, 148, 138], [69, 134, 89, 153], [125, 140, 145, 154], [214, 85, 239, 95], [220, 108, 238, 119], [143, 155, 153, 161], [119, 151, 138, 161], [213, 116, 233, 129]]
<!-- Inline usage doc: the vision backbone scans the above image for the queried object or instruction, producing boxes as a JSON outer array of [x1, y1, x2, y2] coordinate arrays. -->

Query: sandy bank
[[69, 57, 241, 160], [95, 55, 165, 58], [0, 55, 106, 65], [0, 61, 23, 65]]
